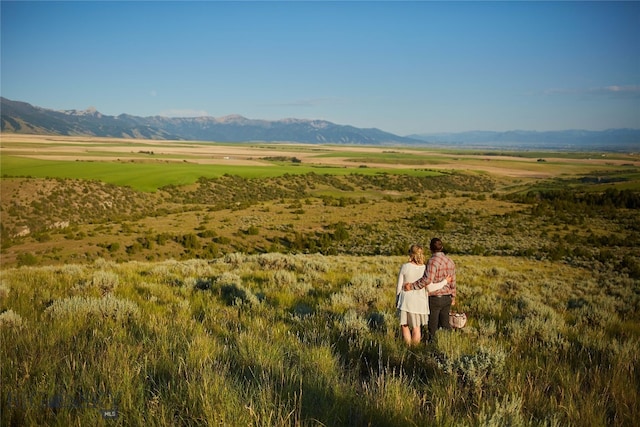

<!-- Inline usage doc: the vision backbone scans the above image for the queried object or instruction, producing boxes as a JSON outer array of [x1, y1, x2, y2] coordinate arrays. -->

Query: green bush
[[45, 295, 139, 323]]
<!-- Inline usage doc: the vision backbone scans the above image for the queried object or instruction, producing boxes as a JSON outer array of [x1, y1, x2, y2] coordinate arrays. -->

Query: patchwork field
[[1, 134, 639, 425], [1, 135, 639, 269], [3, 134, 639, 189]]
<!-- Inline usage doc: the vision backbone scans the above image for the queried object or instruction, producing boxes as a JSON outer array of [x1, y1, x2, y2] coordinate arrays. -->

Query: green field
[[1, 155, 447, 192]]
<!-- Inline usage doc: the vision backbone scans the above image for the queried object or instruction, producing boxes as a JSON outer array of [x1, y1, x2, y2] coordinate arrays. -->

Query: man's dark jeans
[[428, 295, 452, 341]]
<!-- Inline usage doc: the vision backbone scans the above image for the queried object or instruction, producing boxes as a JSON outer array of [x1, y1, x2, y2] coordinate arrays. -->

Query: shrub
[[299, 257, 330, 273], [0, 281, 9, 300], [328, 291, 355, 314], [219, 280, 260, 306], [216, 272, 242, 287], [337, 309, 370, 344], [0, 309, 24, 329], [270, 270, 297, 287], [44, 295, 140, 323], [194, 277, 214, 291], [17, 252, 38, 266], [245, 225, 259, 235], [222, 252, 246, 267], [437, 346, 507, 393], [477, 394, 534, 427], [90, 270, 120, 295], [344, 273, 386, 313], [257, 253, 296, 270], [58, 263, 86, 278]]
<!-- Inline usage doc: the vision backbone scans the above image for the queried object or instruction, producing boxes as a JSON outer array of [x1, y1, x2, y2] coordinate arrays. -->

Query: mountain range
[[0, 97, 419, 145], [1, 97, 639, 150], [408, 129, 640, 151]]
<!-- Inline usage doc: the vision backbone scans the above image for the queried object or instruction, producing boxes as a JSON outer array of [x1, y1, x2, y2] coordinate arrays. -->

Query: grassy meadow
[[1, 135, 640, 425]]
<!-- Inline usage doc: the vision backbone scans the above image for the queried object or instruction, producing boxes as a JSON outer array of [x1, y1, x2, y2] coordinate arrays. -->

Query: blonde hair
[[408, 244, 425, 265]]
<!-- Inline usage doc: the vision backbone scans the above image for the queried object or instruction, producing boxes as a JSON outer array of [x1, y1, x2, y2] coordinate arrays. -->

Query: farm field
[[3, 134, 639, 189], [1, 135, 640, 425], [1, 135, 639, 269]]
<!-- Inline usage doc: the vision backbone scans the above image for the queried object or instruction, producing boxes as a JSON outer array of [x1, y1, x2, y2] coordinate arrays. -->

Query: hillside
[[1, 252, 638, 425], [1, 137, 639, 425], [2, 135, 639, 269], [2, 169, 639, 280], [0, 97, 420, 145]]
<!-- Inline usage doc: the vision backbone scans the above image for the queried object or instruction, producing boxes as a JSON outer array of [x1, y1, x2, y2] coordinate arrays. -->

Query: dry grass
[[1, 254, 637, 426]]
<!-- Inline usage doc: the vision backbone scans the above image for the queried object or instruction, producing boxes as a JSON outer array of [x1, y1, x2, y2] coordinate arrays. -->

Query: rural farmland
[[1, 135, 639, 426]]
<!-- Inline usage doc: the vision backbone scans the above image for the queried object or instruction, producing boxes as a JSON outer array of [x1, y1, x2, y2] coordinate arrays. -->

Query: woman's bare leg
[[411, 326, 422, 344], [401, 325, 412, 345]]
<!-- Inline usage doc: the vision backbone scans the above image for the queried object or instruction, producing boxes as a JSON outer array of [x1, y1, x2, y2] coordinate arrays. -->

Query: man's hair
[[430, 238, 444, 253]]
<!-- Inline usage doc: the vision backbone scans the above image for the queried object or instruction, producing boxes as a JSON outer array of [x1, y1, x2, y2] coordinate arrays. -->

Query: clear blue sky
[[2, 1, 639, 135]]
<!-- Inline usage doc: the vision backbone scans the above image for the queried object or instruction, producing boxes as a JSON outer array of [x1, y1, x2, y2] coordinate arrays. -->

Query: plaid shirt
[[411, 252, 456, 297]]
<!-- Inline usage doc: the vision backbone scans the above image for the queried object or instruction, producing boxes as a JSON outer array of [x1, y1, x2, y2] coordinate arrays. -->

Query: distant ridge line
[[0, 97, 420, 145], [1, 97, 639, 150]]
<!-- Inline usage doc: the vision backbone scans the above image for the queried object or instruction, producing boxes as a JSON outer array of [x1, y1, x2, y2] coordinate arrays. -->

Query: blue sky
[[2, 1, 639, 135]]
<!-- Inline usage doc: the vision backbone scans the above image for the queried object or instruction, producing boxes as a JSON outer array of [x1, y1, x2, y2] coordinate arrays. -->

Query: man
[[404, 237, 456, 341]]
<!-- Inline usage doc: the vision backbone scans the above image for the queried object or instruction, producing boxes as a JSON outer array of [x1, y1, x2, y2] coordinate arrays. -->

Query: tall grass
[[2, 254, 638, 426]]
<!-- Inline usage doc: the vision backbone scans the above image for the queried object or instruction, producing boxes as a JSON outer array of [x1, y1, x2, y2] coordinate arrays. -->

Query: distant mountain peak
[[216, 114, 248, 123], [277, 118, 332, 128], [61, 106, 102, 118]]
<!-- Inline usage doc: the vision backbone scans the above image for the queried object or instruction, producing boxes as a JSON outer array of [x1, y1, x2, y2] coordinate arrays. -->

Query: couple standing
[[395, 238, 456, 345]]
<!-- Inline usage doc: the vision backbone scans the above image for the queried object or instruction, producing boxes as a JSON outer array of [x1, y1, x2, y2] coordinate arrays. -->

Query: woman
[[396, 244, 452, 345]]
